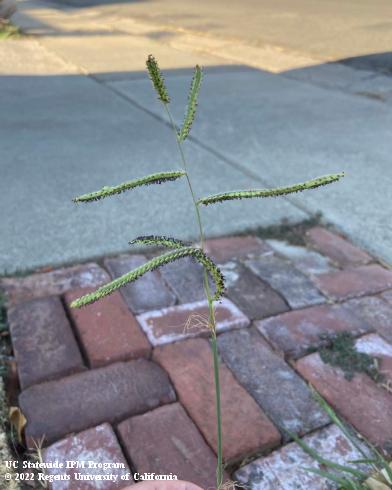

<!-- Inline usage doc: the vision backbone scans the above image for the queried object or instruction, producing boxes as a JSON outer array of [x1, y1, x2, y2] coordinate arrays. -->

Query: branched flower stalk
[[71, 54, 344, 489]]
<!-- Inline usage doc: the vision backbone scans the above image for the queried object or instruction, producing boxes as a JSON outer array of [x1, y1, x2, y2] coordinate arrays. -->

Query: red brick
[[137, 298, 249, 346], [256, 303, 372, 359], [65, 288, 151, 367], [104, 255, 176, 314], [154, 338, 281, 461], [245, 254, 325, 309], [1, 263, 109, 306], [218, 329, 330, 438], [306, 226, 372, 267], [203, 235, 271, 263], [43, 423, 132, 489], [19, 359, 175, 447], [234, 424, 370, 489], [343, 295, 392, 343], [355, 333, 392, 384], [8, 297, 85, 389], [313, 265, 392, 300], [220, 261, 289, 319], [118, 403, 227, 489], [296, 352, 392, 452]]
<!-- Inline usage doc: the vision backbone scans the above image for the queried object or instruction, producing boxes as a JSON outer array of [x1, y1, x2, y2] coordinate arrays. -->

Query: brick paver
[[266, 239, 335, 275], [65, 288, 151, 367], [245, 254, 326, 308], [234, 424, 370, 490], [343, 295, 392, 343], [153, 338, 280, 461], [158, 256, 211, 304], [203, 235, 270, 263], [118, 403, 224, 489], [136, 298, 249, 346], [104, 254, 176, 314], [20, 359, 175, 447], [4, 228, 391, 485], [220, 261, 289, 319], [313, 264, 392, 300], [256, 303, 372, 359], [1, 263, 109, 306], [306, 227, 372, 267], [218, 328, 329, 438], [43, 423, 132, 489], [355, 333, 392, 382], [8, 296, 85, 389], [296, 352, 392, 452], [381, 289, 392, 305]]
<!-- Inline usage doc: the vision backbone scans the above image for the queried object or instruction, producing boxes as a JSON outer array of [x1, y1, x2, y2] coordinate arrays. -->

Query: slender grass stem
[[164, 103, 224, 489]]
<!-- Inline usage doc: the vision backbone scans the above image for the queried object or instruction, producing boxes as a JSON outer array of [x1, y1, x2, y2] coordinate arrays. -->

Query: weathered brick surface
[[137, 298, 249, 346], [296, 352, 392, 452], [220, 261, 289, 320], [343, 295, 392, 343], [256, 303, 372, 359], [20, 359, 175, 447], [266, 239, 335, 275], [203, 235, 270, 263], [1, 263, 109, 306], [355, 333, 392, 383], [313, 265, 392, 301], [118, 403, 226, 489], [159, 256, 212, 304], [153, 338, 280, 461], [8, 297, 84, 389], [218, 329, 329, 438], [381, 289, 392, 305], [43, 423, 132, 489], [235, 424, 370, 490], [65, 288, 151, 367], [245, 255, 325, 309], [104, 255, 176, 314], [306, 226, 372, 267]]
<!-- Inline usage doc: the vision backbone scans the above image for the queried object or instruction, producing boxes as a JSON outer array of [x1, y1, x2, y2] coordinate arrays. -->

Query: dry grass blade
[[183, 313, 212, 334]]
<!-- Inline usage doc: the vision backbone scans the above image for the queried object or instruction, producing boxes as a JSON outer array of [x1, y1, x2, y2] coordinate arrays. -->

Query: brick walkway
[[2, 227, 392, 489]]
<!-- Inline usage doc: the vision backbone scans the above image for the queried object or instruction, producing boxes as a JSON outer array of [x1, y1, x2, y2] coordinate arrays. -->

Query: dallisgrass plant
[[291, 390, 392, 490], [71, 54, 344, 489]]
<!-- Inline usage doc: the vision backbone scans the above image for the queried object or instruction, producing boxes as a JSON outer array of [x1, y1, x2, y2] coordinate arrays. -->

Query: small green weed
[[319, 332, 382, 382], [0, 22, 20, 39]]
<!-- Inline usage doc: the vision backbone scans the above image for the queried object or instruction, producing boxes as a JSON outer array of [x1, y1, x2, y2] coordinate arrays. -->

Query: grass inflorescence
[[71, 54, 344, 489]]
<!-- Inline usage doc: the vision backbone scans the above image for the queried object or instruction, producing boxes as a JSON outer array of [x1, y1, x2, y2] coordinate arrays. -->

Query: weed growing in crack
[[71, 54, 344, 489], [319, 332, 383, 382]]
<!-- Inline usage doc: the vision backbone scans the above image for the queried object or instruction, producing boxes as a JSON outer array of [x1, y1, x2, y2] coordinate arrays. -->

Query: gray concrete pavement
[[110, 69, 392, 264], [1, 0, 391, 272], [49, 0, 392, 63]]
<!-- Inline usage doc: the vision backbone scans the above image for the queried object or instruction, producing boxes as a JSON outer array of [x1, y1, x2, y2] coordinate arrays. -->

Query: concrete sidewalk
[[0, 0, 391, 273]]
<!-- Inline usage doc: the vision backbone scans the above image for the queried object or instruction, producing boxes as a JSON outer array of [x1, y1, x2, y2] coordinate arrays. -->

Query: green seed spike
[[197, 172, 345, 206], [146, 54, 170, 104], [71, 247, 225, 308], [130, 235, 188, 249], [73, 171, 186, 203], [178, 65, 203, 141]]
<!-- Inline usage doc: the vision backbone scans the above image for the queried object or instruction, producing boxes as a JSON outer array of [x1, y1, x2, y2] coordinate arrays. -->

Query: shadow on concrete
[[339, 52, 392, 76]]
